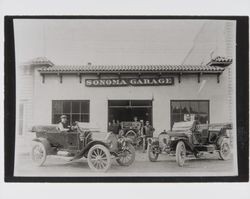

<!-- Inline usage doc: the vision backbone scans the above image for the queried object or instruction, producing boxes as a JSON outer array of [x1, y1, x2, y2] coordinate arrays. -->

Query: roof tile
[[38, 64, 225, 73]]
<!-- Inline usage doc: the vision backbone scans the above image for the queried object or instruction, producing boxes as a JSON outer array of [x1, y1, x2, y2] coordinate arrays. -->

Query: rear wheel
[[176, 141, 186, 167], [148, 144, 159, 162], [30, 142, 47, 166], [219, 139, 231, 160], [116, 143, 135, 166], [87, 144, 111, 172]]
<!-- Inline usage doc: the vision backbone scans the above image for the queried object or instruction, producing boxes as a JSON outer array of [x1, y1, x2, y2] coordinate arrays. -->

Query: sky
[[14, 19, 233, 66]]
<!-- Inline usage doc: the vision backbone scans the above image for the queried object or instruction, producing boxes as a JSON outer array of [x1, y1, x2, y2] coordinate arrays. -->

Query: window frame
[[170, 100, 210, 129], [51, 100, 90, 125]]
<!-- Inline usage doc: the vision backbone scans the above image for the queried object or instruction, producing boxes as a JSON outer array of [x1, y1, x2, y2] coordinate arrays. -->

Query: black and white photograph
[[12, 18, 239, 177]]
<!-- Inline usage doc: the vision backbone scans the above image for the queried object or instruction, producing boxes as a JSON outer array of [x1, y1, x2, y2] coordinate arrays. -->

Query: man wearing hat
[[57, 115, 70, 132], [142, 120, 155, 152]]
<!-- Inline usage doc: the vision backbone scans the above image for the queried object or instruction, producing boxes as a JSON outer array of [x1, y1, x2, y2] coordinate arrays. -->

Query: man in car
[[57, 115, 71, 132], [132, 116, 142, 133]]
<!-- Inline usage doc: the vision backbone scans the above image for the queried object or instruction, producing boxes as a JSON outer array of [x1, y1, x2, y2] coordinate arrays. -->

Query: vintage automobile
[[120, 121, 142, 145], [147, 121, 232, 167], [30, 122, 135, 172], [121, 121, 141, 136]]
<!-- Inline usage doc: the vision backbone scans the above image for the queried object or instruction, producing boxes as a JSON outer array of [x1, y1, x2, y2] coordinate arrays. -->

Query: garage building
[[17, 56, 233, 135]]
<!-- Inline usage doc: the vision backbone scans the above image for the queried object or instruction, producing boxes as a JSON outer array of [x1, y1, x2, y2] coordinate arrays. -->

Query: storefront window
[[171, 100, 209, 128], [52, 100, 90, 125]]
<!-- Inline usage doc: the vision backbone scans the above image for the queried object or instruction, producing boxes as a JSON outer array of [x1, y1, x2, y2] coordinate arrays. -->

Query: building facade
[[16, 56, 233, 137]]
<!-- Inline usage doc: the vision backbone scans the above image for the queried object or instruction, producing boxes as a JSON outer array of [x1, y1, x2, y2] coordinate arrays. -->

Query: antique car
[[30, 122, 135, 172], [147, 121, 232, 167], [120, 121, 142, 145]]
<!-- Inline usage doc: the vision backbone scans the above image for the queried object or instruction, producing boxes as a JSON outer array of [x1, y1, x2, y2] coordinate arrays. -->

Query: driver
[[57, 115, 71, 132], [132, 116, 141, 132]]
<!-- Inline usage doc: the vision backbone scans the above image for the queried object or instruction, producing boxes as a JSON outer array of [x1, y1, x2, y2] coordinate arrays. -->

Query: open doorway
[[108, 100, 152, 125]]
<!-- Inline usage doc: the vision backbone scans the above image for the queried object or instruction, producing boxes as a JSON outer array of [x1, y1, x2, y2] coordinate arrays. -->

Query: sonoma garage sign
[[85, 77, 174, 87]]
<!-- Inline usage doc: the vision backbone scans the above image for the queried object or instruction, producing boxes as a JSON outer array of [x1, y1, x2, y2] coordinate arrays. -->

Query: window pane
[[81, 101, 89, 113], [131, 100, 152, 106], [180, 113, 185, 122], [171, 100, 209, 128], [52, 100, 90, 124], [180, 101, 190, 114], [108, 100, 129, 106], [72, 101, 80, 113], [190, 101, 199, 114], [53, 114, 61, 124], [171, 113, 181, 127], [171, 102, 181, 113], [199, 101, 209, 114], [72, 114, 80, 123], [53, 101, 63, 113], [198, 114, 209, 124], [63, 101, 71, 113], [81, 114, 89, 122]]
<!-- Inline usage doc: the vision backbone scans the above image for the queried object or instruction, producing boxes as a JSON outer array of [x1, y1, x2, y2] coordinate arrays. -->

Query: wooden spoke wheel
[[147, 144, 159, 162], [176, 141, 186, 167], [87, 144, 111, 172], [219, 139, 231, 160], [116, 143, 135, 166], [30, 142, 47, 166]]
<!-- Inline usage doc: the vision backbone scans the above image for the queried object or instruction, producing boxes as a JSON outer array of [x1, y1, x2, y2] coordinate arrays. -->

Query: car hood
[[31, 125, 59, 133]]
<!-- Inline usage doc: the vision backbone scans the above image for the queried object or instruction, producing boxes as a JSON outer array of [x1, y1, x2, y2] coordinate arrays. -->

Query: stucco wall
[[31, 67, 232, 136]]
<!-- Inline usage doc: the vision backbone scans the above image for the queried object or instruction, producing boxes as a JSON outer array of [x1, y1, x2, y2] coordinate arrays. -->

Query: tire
[[87, 144, 111, 172], [147, 144, 159, 162], [125, 130, 137, 144], [116, 143, 135, 166], [30, 142, 47, 166], [219, 139, 231, 160], [176, 141, 186, 167]]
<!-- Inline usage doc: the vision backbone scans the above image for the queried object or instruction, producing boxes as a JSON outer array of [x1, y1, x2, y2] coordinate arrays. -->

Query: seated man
[[132, 116, 142, 133], [57, 115, 71, 132]]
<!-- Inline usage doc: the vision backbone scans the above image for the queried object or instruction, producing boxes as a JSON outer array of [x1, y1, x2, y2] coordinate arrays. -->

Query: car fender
[[73, 140, 109, 160], [171, 138, 192, 151], [32, 138, 53, 155], [217, 136, 230, 148]]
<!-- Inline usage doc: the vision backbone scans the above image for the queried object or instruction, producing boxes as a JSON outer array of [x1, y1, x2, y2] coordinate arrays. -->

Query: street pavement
[[14, 150, 237, 177]]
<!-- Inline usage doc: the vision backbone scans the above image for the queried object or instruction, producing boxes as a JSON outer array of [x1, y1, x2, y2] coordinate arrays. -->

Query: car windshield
[[76, 122, 107, 140], [172, 121, 195, 131], [76, 122, 100, 132]]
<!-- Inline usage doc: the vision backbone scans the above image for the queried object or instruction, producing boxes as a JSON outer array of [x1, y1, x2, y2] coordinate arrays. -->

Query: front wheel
[[116, 143, 135, 166], [125, 130, 137, 145], [30, 142, 47, 166], [219, 139, 231, 160], [176, 141, 186, 167], [87, 144, 111, 172], [147, 144, 159, 162]]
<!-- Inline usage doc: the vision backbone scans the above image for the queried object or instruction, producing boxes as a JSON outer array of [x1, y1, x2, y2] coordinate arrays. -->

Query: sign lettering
[[85, 77, 174, 87]]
